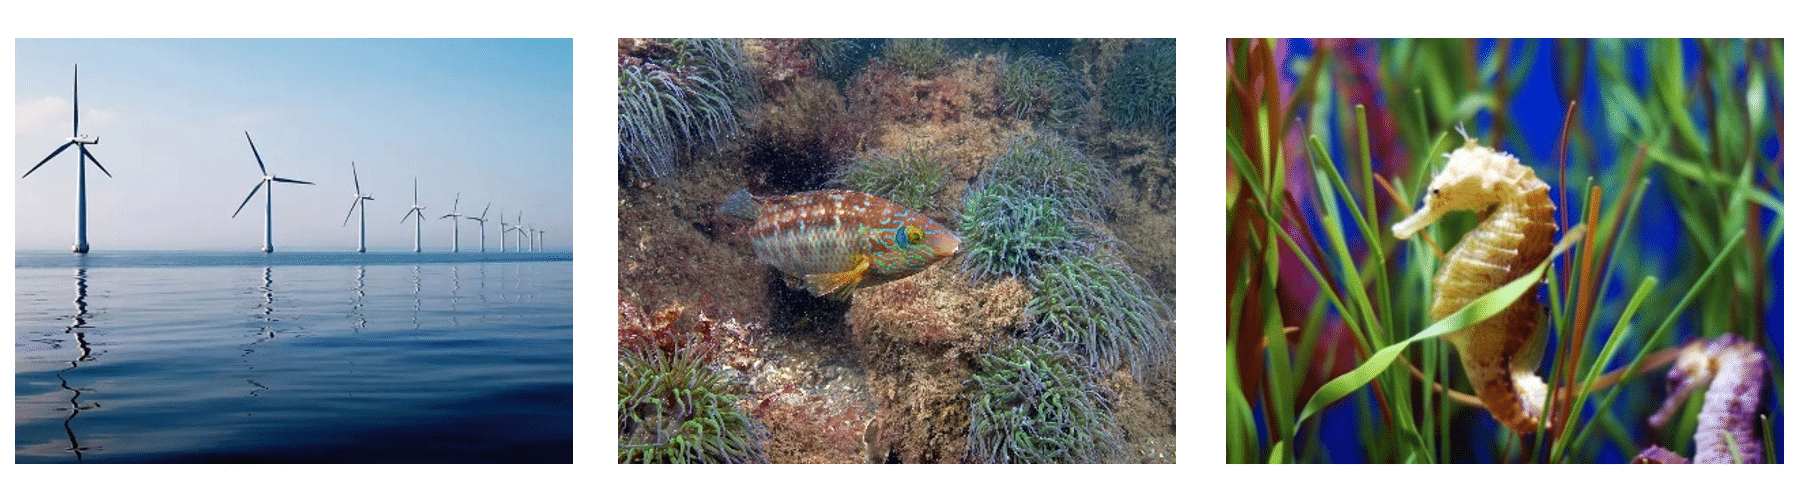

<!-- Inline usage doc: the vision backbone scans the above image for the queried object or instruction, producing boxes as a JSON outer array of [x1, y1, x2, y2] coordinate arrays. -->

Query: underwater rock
[[844, 264, 1031, 463]]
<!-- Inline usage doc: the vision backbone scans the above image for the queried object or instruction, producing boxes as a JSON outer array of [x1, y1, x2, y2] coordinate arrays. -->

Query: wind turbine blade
[[452, 193, 460, 212], [272, 177, 313, 185], [479, 203, 490, 219], [351, 162, 362, 193], [72, 65, 80, 136], [233, 181, 266, 218], [401, 208, 420, 224], [23, 141, 75, 178], [244, 131, 268, 175], [344, 198, 361, 225], [81, 146, 112, 178]]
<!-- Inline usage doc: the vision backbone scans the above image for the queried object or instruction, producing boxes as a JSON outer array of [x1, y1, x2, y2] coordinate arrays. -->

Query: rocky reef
[[618, 39, 1176, 463]]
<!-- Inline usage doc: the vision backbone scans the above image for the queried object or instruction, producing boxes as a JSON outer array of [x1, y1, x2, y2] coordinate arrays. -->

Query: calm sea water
[[14, 251, 573, 463]]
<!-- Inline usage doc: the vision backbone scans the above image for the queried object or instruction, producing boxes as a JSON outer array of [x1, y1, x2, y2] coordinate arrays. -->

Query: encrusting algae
[[720, 188, 960, 299]]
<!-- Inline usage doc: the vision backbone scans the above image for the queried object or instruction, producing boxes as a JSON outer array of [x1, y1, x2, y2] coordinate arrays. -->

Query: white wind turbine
[[465, 203, 492, 252], [440, 193, 464, 252], [232, 132, 314, 253], [342, 162, 375, 253], [399, 178, 427, 253], [497, 210, 511, 253], [512, 213, 527, 252], [22, 65, 113, 254]]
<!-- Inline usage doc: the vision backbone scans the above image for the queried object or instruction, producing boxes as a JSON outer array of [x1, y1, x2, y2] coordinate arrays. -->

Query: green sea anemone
[[959, 182, 1102, 283], [882, 38, 952, 78], [1026, 251, 1173, 379], [618, 348, 765, 463], [968, 338, 1124, 463], [996, 55, 1087, 130], [975, 129, 1111, 219], [959, 129, 1114, 283], [829, 140, 948, 212], [617, 301, 766, 463], [619, 38, 759, 182], [1107, 38, 1176, 135]]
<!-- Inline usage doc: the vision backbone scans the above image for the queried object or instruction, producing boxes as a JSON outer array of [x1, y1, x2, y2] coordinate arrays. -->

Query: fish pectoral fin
[[805, 256, 870, 300]]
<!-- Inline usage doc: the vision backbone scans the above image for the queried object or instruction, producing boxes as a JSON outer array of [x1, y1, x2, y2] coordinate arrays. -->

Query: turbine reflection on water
[[56, 265, 99, 461]]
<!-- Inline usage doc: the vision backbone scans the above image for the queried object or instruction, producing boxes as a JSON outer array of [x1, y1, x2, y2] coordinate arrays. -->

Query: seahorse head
[[1391, 139, 1527, 239]]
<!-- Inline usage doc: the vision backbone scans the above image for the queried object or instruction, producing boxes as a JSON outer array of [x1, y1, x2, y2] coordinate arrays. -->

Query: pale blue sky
[[15, 38, 572, 252]]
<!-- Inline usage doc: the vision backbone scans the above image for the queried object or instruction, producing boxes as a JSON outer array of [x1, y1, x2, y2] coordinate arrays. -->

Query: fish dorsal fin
[[805, 255, 870, 300]]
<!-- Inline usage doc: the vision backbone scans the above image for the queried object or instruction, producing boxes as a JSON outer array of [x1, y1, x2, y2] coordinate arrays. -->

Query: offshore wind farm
[[16, 39, 572, 254], [14, 38, 573, 464]]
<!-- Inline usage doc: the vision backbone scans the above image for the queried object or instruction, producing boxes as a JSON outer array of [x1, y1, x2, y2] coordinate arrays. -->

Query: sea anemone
[[619, 38, 760, 182], [967, 338, 1124, 463], [1025, 251, 1173, 379], [618, 300, 766, 463], [828, 140, 948, 212], [973, 129, 1111, 219], [1106, 38, 1176, 135], [959, 129, 1114, 283], [959, 182, 1102, 283], [882, 38, 953, 78], [996, 55, 1087, 130]]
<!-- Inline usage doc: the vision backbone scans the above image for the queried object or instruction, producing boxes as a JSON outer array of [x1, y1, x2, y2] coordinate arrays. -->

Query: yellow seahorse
[[1392, 136, 1559, 435]]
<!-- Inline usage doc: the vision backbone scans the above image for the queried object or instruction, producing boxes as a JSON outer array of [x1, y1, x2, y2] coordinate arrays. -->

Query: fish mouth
[[928, 232, 961, 258]]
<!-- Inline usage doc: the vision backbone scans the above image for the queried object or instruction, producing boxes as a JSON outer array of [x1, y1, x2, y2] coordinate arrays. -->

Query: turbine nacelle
[[70, 135, 99, 145]]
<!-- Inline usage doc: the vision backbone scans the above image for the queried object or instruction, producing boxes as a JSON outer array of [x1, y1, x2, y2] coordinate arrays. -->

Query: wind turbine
[[342, 162, 375, 253], [465, 203, 492, 252], [400, 178, 427, 253], [497, 211, 511, 253], [232, 132, 314, 253], [22, 65, 113, 254], [512, 213, 526, 252], [440, 193, 464, 253]]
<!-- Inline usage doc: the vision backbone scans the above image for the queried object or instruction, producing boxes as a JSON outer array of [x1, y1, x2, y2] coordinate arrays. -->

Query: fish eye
[[906, 226, 924, 245]]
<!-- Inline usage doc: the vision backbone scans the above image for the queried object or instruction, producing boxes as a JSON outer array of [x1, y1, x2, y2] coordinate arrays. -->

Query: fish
[[720, 188, 960, 299]]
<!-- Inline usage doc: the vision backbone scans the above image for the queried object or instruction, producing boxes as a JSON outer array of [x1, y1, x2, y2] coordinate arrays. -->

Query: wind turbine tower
[[232, 132, 314, 253], [342, 162, 375, 253], [400, 178, 427, 252], [440, 193, 464, 253], [466, 203, 492, 252], [22, 65, 113, 253], [497, 212, 511, 253], [513, 213, 526, 252]]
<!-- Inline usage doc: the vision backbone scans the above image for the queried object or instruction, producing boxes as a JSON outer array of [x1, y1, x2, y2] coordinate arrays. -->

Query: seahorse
[[1392, 135, 1559, 435]]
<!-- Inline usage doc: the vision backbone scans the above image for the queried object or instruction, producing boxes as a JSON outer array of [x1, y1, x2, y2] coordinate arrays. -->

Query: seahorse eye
[[1432, 188, 1441, 197]]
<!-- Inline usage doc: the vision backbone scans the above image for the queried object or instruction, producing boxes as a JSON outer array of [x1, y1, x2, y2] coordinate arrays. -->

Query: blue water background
[[15, 251, 573, 463]]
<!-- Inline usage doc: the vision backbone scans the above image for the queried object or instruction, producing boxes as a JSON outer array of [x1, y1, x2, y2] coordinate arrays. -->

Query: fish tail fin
[[719, 188, 761, 222]]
